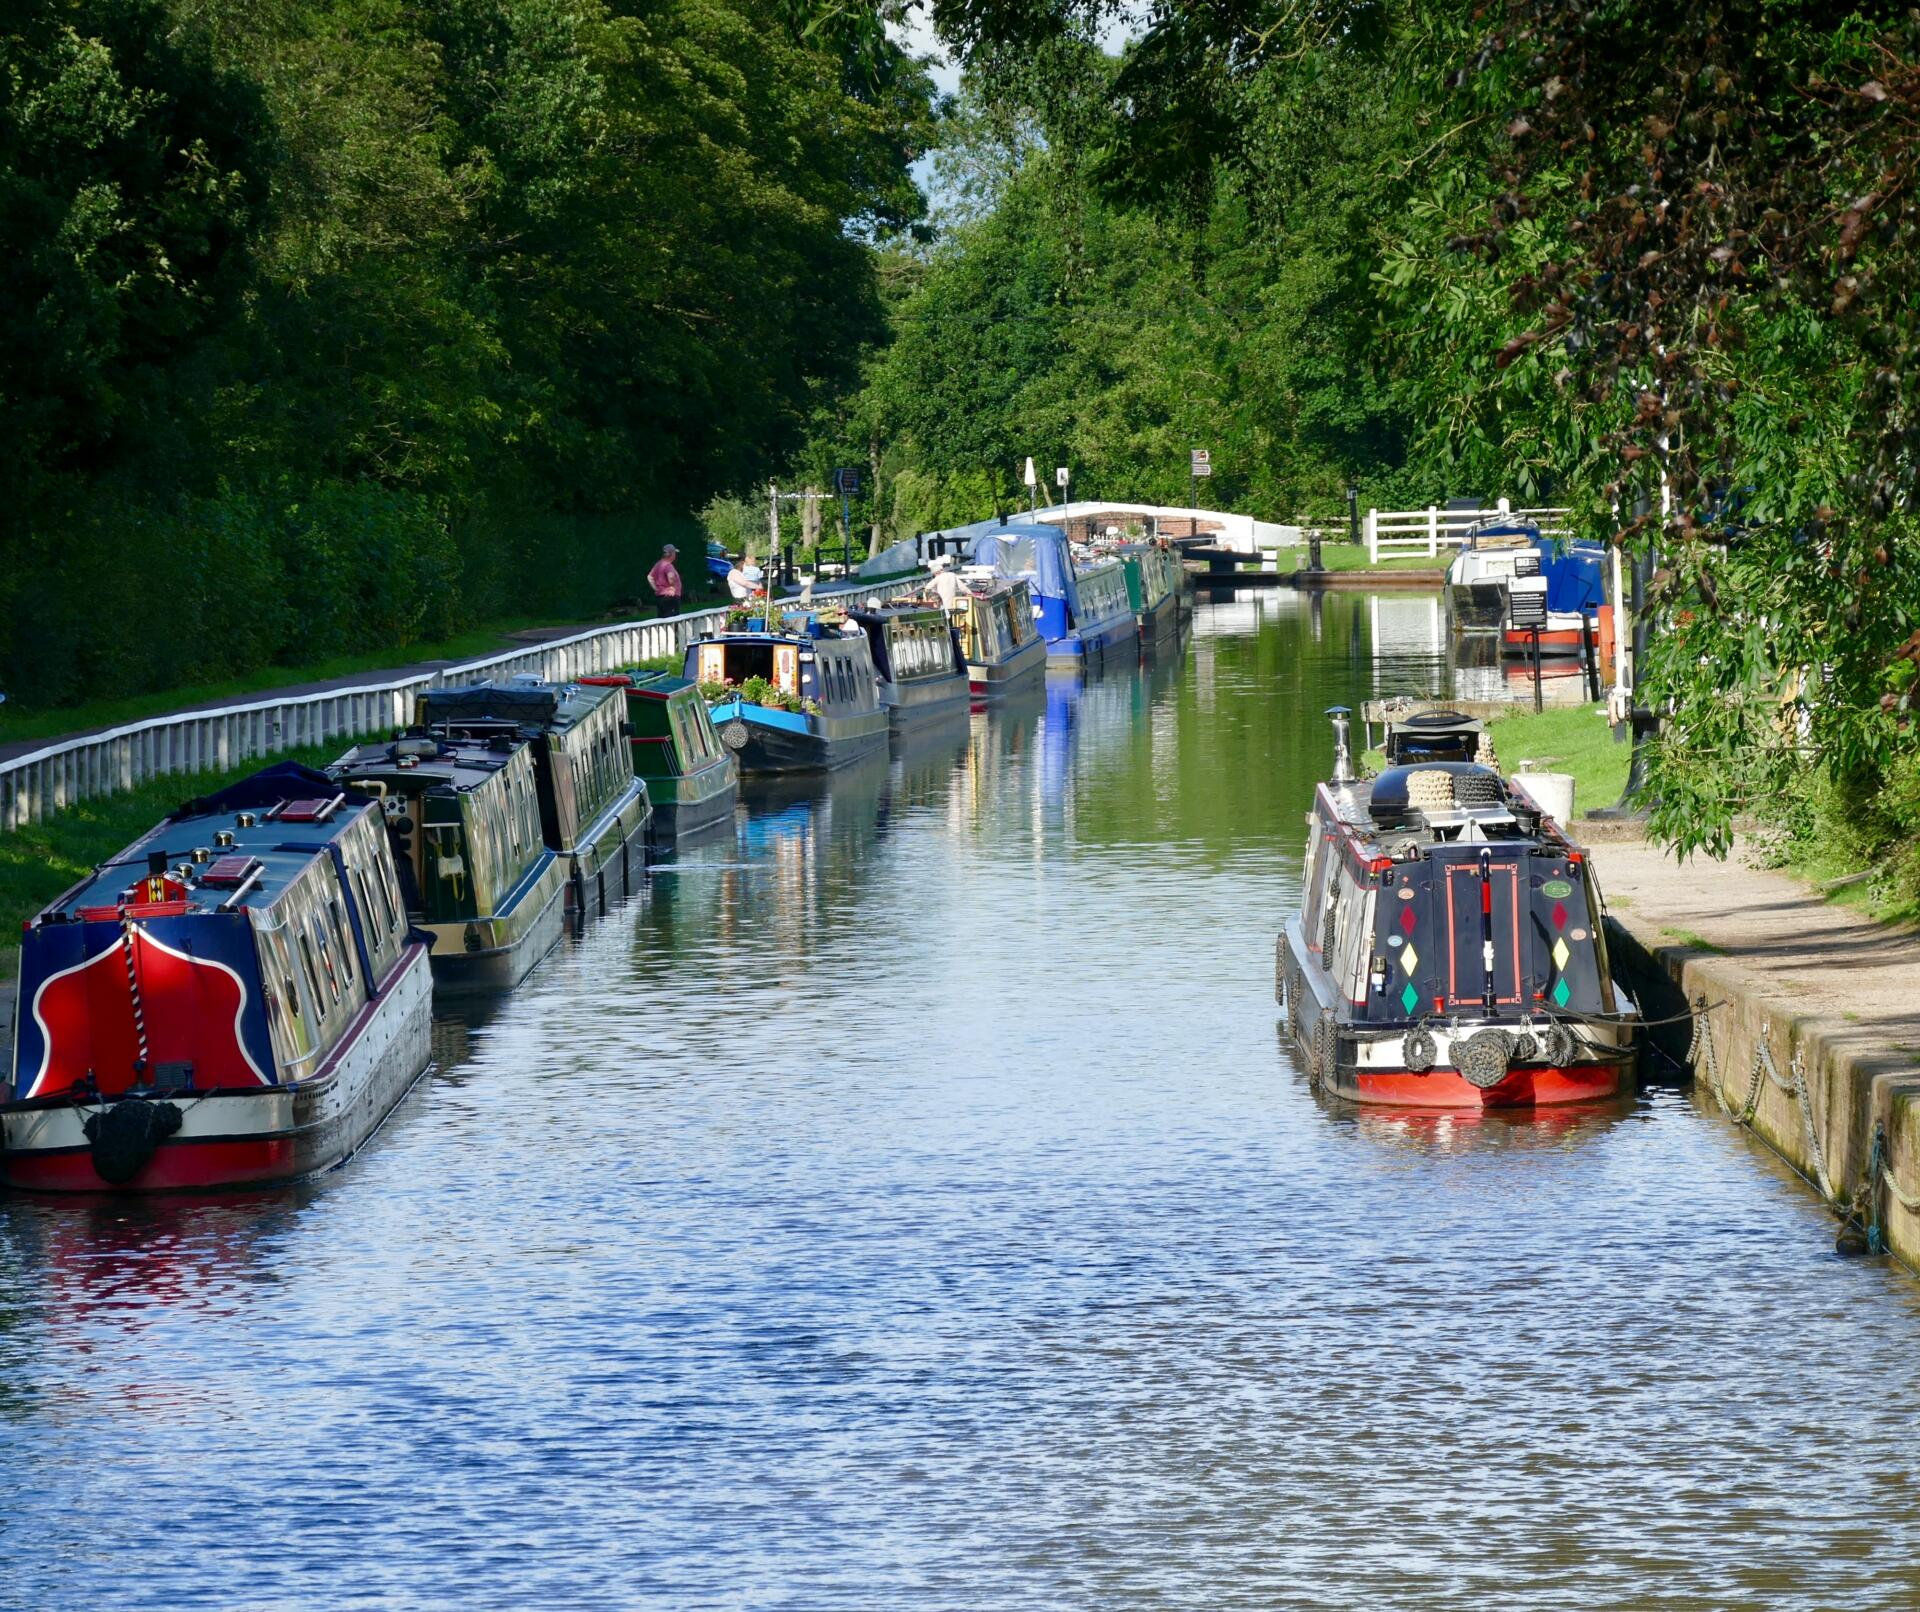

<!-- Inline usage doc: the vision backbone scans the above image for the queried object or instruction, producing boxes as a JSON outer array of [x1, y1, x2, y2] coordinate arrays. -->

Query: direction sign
[[1190, 448, 1212, 477], [831, 467, 861, 496], [1055, 466, 1070, 488]]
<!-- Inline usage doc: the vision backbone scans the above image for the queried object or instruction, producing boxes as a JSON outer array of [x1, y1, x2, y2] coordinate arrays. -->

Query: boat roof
[[40, 762, 376, 921], [1318, 762, 1576, 861], [329, 731, 530, 795], [699, 621, 867, 647], [415, 677, 618, 734]]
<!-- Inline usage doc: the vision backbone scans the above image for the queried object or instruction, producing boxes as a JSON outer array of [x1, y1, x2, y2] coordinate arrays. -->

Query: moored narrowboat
[[850, 602, 970, 729], [1118, 539, 1187, 642], [970, 523, 1139, 669], [415, 680, 652, 920], [1277, 708, 1638, 1108], [1499, 541, 1607, 659], [1444, 521, 1541, 633], [953, 576, 1046, 699], [3, 762, 433, 1191], [688, 614, 889, 774], [579, 670, 739, 838], [329, 727, 568, 993]]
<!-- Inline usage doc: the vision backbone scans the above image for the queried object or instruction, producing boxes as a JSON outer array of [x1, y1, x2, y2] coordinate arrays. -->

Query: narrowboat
[[329, 726, 567, 993], [579, 670, 739, 838], [1276, 708, 1638, 1108], [414, 680, 652, 919], [3, 762, 433, 1191], [688, 614, 890, 774], [1118, 540, 1187, 641], [850, 602, 971, 729], [970, 523, 1139, 669], [1444, 520, 1541, 632], [953, 577, 1047, 699]]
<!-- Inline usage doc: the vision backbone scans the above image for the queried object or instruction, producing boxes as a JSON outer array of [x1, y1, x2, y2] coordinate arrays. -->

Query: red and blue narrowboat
[[689, 614, 890, 774], [970, 523, 1139, 670], [3, 763, 433, 1191]]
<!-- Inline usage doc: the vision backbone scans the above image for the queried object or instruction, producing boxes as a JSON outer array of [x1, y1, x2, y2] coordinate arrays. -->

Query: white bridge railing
[[0, 575, 927, 833], [1365, 501, 1572, 562]]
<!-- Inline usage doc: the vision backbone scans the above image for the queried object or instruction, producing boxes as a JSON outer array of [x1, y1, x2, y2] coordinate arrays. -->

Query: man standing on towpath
[[648, 544, 683, 616]]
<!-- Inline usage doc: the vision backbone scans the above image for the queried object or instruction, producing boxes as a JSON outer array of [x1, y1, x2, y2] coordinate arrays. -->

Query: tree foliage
[[0, 0, 933, 707]]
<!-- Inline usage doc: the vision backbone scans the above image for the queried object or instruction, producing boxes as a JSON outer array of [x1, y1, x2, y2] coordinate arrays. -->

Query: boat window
[[297, 929, 326, 1014], [329, 897, 355, 983]]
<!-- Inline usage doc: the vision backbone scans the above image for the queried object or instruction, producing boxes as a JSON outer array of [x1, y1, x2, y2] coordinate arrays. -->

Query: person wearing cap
[[928, 553, 964, 610], [648, 544, 683, 616]]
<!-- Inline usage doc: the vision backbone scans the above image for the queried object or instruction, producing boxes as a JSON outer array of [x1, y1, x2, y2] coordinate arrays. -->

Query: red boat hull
[[1331, 1063, 1623, 1108], [1501, 627, 1591, 658], [2, 1132, 298, 1193]]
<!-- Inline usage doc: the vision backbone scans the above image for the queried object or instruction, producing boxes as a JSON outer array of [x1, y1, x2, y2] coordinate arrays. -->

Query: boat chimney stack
[[1326, 706, 1355, 785]]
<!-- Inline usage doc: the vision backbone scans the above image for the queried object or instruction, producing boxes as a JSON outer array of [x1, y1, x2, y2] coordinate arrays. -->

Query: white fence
[[1365, 502, 1572, 562], [0, 575, 927, 834]]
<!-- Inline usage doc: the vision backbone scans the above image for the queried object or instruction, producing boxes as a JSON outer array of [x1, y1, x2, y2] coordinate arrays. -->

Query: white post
[[1366, 509, 1379, 564], [1427, 505, 1438, 557], [1497, 496, 1510, 515]]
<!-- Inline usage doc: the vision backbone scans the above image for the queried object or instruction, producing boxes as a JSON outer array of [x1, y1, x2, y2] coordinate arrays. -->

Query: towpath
[[0, 623, 612, 766]]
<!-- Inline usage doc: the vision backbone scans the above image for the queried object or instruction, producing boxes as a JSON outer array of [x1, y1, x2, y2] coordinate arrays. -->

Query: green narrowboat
[[1119, 540, 1188, 642], [329, 729, 568, 993], [414, 680, 653, 924], [580, 671, 739, 838]]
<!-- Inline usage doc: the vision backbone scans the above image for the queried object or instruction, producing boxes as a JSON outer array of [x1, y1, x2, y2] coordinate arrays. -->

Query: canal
[[5, 589, 1919, 1609]]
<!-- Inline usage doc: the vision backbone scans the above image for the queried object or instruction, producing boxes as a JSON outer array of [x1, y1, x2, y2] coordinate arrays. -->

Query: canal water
[[5, 589, 1919, 1610]]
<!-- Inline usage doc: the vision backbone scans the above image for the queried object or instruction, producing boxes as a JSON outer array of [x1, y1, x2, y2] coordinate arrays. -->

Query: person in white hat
[[928, 553, 964, 610]]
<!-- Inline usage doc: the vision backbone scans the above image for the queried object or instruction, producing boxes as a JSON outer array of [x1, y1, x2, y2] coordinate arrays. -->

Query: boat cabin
[[687, 620, 881, 717]]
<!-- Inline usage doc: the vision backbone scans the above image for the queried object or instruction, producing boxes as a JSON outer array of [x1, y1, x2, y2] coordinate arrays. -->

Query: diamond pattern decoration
[[1400, 981, 1420, 1014], [1399, 904, 1417, 935], [1401, 942, 1420, 976], [1551, 976, 1571, 1008], [1551, 901, 1568, 929], [1552, 935, 1571, 971]]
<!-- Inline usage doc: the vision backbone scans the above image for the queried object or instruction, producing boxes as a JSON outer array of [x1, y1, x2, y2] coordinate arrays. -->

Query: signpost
[[1189, 448, 1211, 523], [833, 467, 861, 578], [1508, 577, 1549, 712]]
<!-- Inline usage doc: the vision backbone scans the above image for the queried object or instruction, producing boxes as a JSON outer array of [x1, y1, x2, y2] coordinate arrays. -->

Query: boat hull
[[1138, 589, 1183, 642], [1045, 607, 1139, 669], [1, 944, 433, 1192], [1501, 620, 1594, 658], [1325, 1062, 1624, 1108], [1447, 581, 1507, 632], [645, 759, 739, 839], [425, 859, 568, 994], [562, 778, 651, 921], [883, 671, 973, 729], [967, 635, 1048, 699], [715, 703, 890, 775]]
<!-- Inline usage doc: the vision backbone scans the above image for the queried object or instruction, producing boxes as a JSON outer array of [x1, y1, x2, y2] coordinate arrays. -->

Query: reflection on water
[[4, 588, 1920, 1611]]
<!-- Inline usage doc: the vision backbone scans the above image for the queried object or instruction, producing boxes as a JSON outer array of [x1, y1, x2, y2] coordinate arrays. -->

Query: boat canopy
[[175, 760, 340, 818], [972, 524, 1078, 614]]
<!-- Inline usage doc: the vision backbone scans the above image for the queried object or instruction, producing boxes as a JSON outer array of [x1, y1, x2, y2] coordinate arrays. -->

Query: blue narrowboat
[[688, 614, 890, 774], [2, 762, 433, 1192], [971, 523, 1138, 669]]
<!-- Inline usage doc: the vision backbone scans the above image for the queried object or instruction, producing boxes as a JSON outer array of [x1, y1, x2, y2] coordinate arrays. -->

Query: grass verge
[[1484, 702, 1632, 816], [1294, 543, 1448, 573], [0, 740, 362, 969]]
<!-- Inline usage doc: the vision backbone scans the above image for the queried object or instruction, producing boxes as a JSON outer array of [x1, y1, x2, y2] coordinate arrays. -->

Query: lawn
[[1484, 701, 1633, 817], [1288, 543, 1446, 572]]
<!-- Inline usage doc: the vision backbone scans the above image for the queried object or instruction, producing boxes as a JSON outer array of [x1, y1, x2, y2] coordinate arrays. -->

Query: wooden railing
[[1365, 502, 1572, 562], [0, 575, 926, 833]]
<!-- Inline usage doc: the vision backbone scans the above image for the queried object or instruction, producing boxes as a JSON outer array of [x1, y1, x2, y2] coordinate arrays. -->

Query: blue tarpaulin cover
[[973, 524, 1079, 616]]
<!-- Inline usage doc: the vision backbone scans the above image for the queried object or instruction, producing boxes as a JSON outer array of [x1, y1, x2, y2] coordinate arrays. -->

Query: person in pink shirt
[[647, 544, 683, 616]]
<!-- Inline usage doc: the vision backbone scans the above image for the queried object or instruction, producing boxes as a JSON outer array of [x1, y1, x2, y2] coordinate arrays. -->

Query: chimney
[[1326, 706, 1354, 784]]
